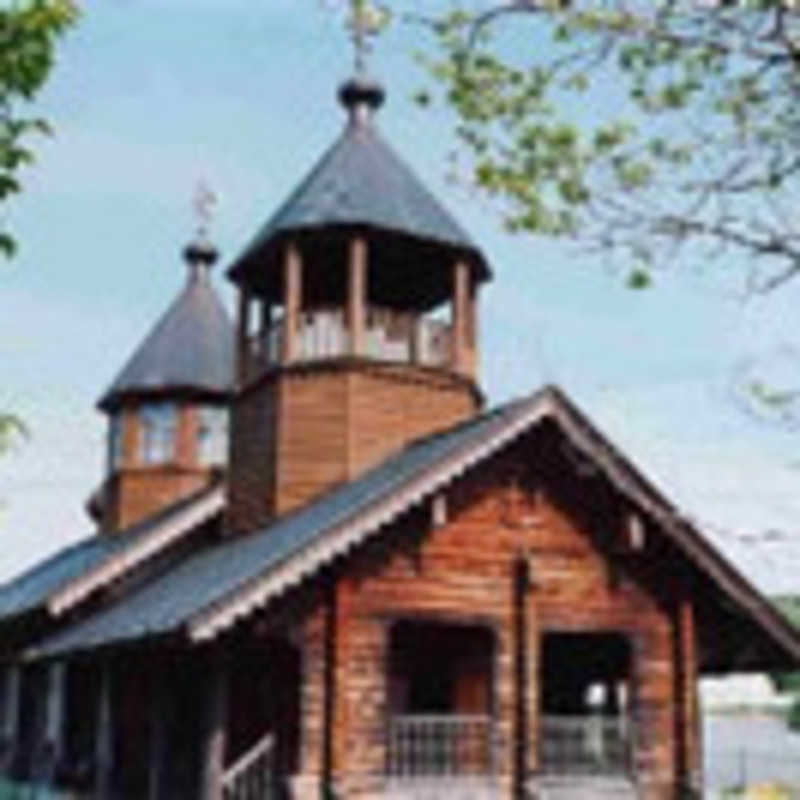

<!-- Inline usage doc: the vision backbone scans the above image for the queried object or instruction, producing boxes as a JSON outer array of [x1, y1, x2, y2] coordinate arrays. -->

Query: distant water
[[705, 713, 800, 794]]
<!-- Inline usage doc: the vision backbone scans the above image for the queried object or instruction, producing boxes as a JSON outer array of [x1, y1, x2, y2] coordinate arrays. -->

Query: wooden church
[[1, 68, 799, 800]]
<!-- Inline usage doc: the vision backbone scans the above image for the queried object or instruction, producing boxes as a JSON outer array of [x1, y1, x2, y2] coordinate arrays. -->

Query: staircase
[[221, 732, 275, 800]]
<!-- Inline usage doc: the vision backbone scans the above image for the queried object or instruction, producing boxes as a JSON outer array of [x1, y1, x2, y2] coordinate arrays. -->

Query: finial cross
[[193, 180, 217, 241], [347, 0, 388, 76]]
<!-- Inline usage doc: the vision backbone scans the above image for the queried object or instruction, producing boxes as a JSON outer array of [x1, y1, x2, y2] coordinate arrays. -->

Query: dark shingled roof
[[0, 486, 223, 622], [30, 387, 800, 668], [232, 84, 482, 271], [98, 268, 234, 410], [30, 400, 524, 658], [0, 536, 110, 621]]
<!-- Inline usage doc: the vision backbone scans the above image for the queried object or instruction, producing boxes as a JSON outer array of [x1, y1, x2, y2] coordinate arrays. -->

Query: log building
[[0, 74, 799, 800]]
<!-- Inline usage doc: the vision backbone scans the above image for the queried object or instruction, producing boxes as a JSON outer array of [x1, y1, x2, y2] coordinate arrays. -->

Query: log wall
[[291, 436, 695, 800]]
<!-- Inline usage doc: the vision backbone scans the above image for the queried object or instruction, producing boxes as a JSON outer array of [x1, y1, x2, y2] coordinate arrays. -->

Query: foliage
[[787, 696, 800, 732], [769, 597, 800, 717], [0, 413, 27, 454], [0, 0, 78, 257], [416, 1, 800, 291]]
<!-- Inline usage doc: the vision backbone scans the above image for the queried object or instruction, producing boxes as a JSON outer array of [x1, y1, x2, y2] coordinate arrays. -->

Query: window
[[197, 406, 228, 466], [107, 414, 124, 471], [139, 403, 177, 465]]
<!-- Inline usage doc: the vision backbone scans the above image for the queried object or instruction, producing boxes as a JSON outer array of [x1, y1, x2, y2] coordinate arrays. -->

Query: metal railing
[[387, 714, 496, 778], [539, 715, 633, 776], [246, 307, 452, 375], [221, 732, 275, 800]]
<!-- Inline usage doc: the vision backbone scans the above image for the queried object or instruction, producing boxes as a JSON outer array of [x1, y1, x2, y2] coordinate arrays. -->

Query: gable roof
[[28, 386, 800, 667], [0, 485, 224, 625], [98, 270, 234, 411]]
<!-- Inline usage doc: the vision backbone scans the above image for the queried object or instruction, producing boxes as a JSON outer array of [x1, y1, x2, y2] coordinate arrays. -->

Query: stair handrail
[[221, 731, 275, 790]]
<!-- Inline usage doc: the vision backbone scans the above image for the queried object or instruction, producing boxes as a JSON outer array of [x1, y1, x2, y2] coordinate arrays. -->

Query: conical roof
[[230, 78, 490, 288], [98, 246, 235, 411]]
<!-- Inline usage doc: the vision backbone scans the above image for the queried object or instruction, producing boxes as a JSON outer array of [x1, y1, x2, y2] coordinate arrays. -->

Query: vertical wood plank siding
[[227, 364, 479, 532]]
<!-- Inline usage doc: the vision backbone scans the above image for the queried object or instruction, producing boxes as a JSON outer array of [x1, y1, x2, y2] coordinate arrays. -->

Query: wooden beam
[[347, 237, 367, 357], [451, 261, 470, 376], [200, 650, 228, 800], [95, 661, 113, 799], [282, 243, 302, 365]]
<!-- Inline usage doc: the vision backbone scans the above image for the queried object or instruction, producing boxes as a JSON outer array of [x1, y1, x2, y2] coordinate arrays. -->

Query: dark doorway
[[539, 632, 634, 776]]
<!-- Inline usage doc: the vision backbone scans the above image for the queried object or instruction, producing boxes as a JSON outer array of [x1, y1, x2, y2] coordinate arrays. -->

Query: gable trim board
[[48, 485, 225, 617], [188, 387, 800, 659], [26, 386, 800, 666]]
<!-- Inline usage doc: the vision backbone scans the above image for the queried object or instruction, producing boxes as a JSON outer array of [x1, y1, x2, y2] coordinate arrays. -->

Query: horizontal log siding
[[293, 443, 686, 800]]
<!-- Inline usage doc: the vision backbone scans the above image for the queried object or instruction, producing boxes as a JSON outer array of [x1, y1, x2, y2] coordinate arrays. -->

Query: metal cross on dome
[[347, 0, 389, 75], [193, 180, 217, 241]]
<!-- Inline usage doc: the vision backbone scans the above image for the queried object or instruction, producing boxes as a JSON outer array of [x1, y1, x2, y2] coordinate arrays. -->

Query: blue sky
[[2, 0, 800, 593]]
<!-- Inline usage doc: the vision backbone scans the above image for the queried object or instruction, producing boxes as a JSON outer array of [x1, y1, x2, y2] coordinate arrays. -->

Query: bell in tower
[[227, 74, 493, 531]]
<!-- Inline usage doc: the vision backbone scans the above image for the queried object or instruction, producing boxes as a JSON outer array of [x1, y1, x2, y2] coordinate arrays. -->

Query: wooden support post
[[236, 288, 252, 385], [451, 261, 470, 376], [679, 595, 702, 796], [200, 650, 228, 800], [148, 666, 167, 800], [2, 664, 20, 769], [526, 594, 540, 777], [45, 661, 66, 775], [347, 237, 367, 357], [95, 661, 114, 800], [282, 243, 302, 365]]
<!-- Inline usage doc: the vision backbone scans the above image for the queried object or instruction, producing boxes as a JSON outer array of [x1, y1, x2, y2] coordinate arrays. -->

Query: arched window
[[197, 407, 228, 466], [139, 403, 177, 465]]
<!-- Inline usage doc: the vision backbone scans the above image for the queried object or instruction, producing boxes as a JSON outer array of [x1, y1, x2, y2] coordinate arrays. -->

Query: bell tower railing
[[242, 306, 453, 383]]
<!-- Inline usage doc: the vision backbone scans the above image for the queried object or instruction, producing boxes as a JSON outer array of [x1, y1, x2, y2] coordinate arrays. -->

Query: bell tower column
[[282, 243, 303, 365], [347, 236, 367, 357], [451, 260, 471, 378]]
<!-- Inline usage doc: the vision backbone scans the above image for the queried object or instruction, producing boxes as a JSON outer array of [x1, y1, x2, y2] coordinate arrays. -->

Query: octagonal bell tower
[[226, 77, 492, 532]]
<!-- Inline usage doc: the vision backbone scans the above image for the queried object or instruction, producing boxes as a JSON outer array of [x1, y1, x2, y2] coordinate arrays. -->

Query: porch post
[[1, 664, 20, 770], [679, 595, 702, 796], [44, 661, 66, 780], [282, 242, 303, 365], [513, 558, 529, 796], [200, 649, 228, 800], [347, 236, 367, 357], [148, 665, 168, 800], [95, 660, 114, 799]]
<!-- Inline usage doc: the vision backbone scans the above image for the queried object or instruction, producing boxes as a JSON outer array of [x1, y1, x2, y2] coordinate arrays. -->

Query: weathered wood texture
[[290, 431, 696, 800], [226, 362, 479, 532]]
